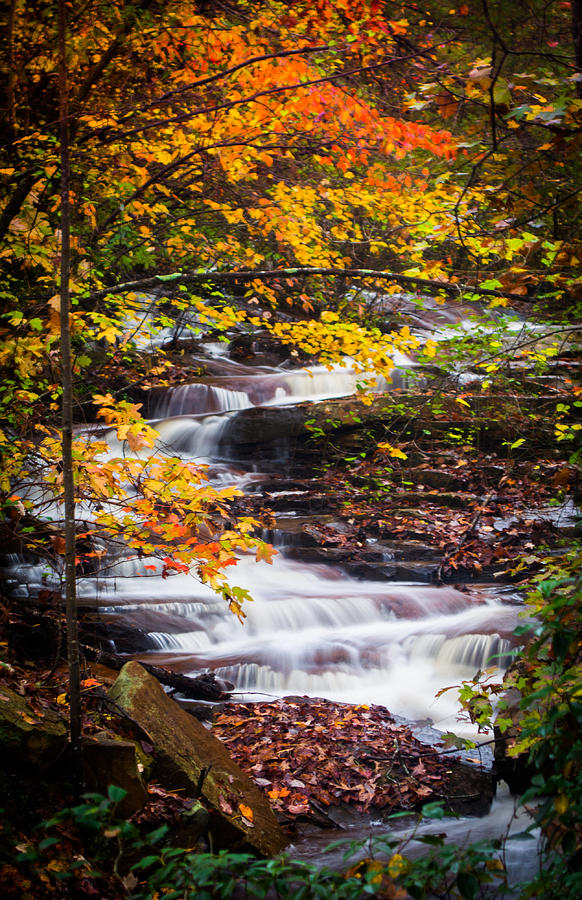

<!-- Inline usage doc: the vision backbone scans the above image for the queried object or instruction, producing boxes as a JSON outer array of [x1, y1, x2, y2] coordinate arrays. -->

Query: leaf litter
[[213, 698, 450, 823]]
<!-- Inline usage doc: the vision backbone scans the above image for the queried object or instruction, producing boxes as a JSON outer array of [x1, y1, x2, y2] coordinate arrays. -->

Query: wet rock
[[441, 754, 496, 817], [82, 733, 148, 816], [343, 561, 437, 583], [0, 684, 67, 769], [223, 405, 305, 447], [93, 609, 207, 637], [108, 661, 287, 857], [229, 333, 256, 360], [171, 801, 211, 847], [407, 469, 467, 490], [403, 718, 495, 817], [389, 492, 472, 510], [80, 619, 161, 654]]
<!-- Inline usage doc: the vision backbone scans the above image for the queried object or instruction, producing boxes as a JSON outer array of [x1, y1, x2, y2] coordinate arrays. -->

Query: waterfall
[[3, 334, 525, 739], [77, 551, 519, 737], [151, 361, 410, 420]]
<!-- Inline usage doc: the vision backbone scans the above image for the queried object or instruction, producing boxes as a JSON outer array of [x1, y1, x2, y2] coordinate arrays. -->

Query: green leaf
[[107, 784, 127, 803], [156, 273, 182, 282], [421, 802, 445, 820], [457, 871, 480, 899]]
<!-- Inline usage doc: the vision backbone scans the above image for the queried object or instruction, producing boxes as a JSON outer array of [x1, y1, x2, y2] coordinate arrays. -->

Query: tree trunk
[[573, 0, 582, 98], [58, 0, 83, 795]]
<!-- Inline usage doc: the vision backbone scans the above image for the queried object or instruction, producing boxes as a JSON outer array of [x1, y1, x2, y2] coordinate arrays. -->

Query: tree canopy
[[1, 0, 581, 585]]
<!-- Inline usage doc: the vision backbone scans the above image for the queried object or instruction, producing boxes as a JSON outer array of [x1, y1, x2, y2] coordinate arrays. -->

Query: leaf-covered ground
[[213, 699, 452, 823]]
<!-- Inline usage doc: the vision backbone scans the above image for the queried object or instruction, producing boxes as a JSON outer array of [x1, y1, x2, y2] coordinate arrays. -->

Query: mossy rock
[[109, 661, 287, 857], [0, 683, 67, 768]]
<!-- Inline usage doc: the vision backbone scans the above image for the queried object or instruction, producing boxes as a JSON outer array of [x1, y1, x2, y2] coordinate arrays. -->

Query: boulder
[[82, 733, 148, 817], [108, 661, 287, 857], [223, 405, 305, 448], [0, 683, 67, 768], [405, 718, 496, 817]]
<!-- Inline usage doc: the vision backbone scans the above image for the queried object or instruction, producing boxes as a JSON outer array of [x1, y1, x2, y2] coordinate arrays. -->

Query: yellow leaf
[[388, 853, 408, 878], [377, 442, 407, 459], [554, 794, 569, 815]]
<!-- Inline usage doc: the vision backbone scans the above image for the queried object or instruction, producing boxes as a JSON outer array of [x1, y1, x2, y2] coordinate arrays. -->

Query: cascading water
[[81, 552, 517, 736], [3, 315, 545, 885], [65, 356, 520, 738], [152, 363, 398, 419]]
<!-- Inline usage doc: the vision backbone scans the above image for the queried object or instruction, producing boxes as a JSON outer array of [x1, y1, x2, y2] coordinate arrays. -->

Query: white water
[[5, 316, 544, 883], [55, 353, 522, 739], [151, 362, 399, 419], [83, 551, 517, 736], [7, 345, 523, 736]]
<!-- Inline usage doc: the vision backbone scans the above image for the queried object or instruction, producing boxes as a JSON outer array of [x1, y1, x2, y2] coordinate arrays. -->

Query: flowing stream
[[4, 306, 546, 884], [6, 345, 522, 731], [76, 354, 541, 881], [73, 358, 519, 737]]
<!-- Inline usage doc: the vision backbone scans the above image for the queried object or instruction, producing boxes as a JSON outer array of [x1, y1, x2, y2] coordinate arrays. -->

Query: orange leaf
[[256, 543, 277, 564], [50, 534, 66, 554], [238, 803, 254, 822], [268, 787, 290, 799]]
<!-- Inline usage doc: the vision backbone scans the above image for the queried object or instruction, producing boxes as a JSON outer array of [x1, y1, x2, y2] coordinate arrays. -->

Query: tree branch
[[85, 266, 541, 305]]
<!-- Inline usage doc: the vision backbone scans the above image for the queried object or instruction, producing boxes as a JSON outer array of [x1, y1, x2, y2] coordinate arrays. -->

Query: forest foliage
[[1, 1, 582, 895], [2, 0, 581, 587]]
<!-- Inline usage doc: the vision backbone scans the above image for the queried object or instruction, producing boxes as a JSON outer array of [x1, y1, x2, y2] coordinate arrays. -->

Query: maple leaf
[[255, 543, 277, 564], [268, 786, 290, 800]]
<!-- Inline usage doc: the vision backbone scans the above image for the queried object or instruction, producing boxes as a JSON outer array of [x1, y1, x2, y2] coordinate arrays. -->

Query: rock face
[[222, 405, 305, 453], [108, 661, 287, 857], [82, 733, 148, 817], [0, 683, 67, 768]]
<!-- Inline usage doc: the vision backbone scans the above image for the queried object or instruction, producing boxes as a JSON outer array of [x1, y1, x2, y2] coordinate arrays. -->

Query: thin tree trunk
[[573, 0, 582, 98], [58, 0, 83, 795]]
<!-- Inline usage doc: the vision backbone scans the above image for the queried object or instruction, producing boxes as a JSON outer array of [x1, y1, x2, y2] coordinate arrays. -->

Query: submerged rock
[[108, 661, 287, 857]]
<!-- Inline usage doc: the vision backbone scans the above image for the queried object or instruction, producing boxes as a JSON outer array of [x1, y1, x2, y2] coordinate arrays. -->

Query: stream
[[79, 356, 519, 736], [5, 303, 547, 886]]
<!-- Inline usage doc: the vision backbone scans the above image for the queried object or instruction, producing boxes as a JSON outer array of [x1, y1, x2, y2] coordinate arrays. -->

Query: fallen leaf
[[238, 803, 254, 822]]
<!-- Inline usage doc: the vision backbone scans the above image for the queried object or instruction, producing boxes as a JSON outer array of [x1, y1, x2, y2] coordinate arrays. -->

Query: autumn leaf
[[217, 795, 234, 816], [388, 853, 409, 878], [256, 543, 277, 564], [268, 786, 290, 800], [377, 442, 408, 459], [238, 803, 254, 822], [50, 534, 66, 554]]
